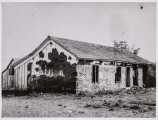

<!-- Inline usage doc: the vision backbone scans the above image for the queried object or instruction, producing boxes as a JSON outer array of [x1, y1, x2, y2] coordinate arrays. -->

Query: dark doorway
[[133, 66, 138, 86], [126, 67, 130, 87], [115, 67, 121, 83], [143, 65, 148, 87], [92, 65, 99, 83]]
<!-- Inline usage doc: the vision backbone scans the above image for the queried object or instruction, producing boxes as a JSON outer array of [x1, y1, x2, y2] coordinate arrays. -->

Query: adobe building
[[2, 36, 150, 93]]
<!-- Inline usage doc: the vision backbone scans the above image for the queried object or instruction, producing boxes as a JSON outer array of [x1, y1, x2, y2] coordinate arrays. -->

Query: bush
[[30, 48, 77, 93], [143, 63, 156, 88], [28, 75, 76, 93]]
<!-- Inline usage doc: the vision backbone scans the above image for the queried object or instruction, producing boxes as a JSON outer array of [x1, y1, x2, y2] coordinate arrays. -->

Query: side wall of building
[[2, 70, 8, 90], [2, 70, 14, 90], [14, 62, 29, 90], [76, 63, 143, 94]]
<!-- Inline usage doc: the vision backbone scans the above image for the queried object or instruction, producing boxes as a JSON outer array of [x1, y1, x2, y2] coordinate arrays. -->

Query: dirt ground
[[2, 87, 156, 117]]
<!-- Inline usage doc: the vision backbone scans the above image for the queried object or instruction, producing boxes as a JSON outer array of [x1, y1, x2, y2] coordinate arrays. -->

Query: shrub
[[143, 63, 156, 87], [36, 60, 47, 71], [29, 48, 77, 93], [28, 75, 76, 93]]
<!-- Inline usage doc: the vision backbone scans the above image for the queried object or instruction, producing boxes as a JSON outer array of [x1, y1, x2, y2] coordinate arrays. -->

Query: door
[[126, 67, 130, 87], [133, 66, 138, 86]]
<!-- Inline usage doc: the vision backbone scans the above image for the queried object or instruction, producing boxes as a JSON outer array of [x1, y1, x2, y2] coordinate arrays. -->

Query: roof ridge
[[10, 35, 150, 68], [49, 35, 150, 64], [49, 36, 115, 49]]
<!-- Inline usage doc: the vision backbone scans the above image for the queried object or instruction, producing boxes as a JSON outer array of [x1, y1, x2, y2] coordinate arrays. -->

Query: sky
[[2, 2, 156, 70]]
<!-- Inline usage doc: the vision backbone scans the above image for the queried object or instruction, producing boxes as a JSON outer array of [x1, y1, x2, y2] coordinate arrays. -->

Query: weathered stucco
[[130, 67, 134, 87], [76, 64, 143, 94], [76, 65, 93, 93], [99, 65, 116, 90], [138, 68, 143, 87]]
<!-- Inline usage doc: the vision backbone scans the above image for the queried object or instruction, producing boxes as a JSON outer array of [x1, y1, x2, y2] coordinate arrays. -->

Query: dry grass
[[2, 87, 156, 117]]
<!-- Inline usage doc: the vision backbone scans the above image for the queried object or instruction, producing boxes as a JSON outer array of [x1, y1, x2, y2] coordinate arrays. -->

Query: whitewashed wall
[[13, 39, 78, 90], [31, 41, 77, 77]]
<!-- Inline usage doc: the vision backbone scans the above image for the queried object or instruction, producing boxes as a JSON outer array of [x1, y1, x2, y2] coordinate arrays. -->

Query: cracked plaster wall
[[76, 64, 143, 93]]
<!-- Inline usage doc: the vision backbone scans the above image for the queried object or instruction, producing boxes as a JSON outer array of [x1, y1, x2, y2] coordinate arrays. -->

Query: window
[[115, 67, 121, 83], [39, 51, 44, 58], [9, 68, 14, 75], [68, 56, 72, 60], [92, 65, 99, 83]]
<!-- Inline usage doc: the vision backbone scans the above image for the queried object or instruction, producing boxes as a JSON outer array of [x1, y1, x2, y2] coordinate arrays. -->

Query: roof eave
[[78, 58, 149, 65]]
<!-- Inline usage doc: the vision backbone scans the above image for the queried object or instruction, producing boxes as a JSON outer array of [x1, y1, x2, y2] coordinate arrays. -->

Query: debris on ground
[[68, 110, 72, 114], [58, 104, 62, 106], [2, 87, 156, 117]]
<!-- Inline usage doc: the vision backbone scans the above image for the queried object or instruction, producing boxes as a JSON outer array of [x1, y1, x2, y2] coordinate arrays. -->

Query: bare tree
[[113, 40, 141, 55]]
